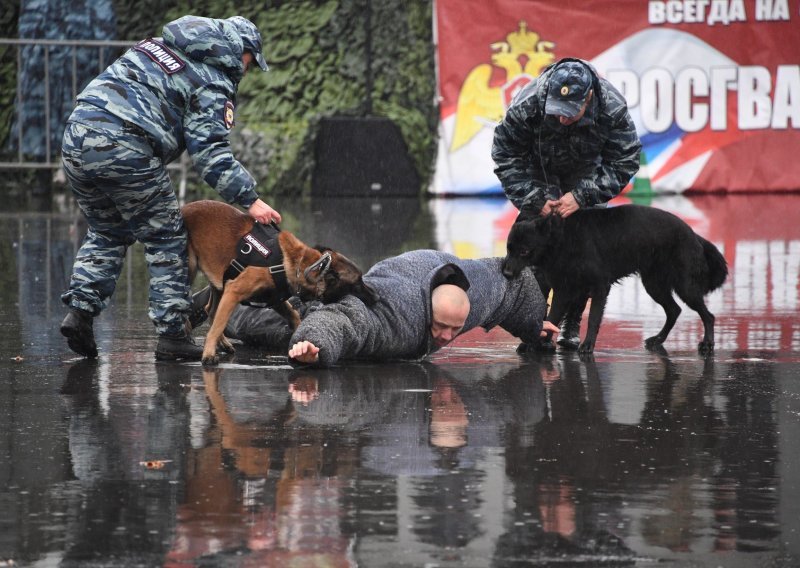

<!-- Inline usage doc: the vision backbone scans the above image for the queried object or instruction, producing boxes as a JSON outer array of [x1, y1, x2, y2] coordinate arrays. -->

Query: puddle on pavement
[[1, 194, 799, 566]]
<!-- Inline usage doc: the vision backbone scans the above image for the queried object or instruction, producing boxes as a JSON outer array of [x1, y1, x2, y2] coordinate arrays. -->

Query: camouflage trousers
[[60, 121, 190, 336]]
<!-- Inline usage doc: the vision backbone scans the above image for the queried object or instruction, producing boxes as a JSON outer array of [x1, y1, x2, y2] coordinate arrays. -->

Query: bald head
[[430, 284, 470, 348]]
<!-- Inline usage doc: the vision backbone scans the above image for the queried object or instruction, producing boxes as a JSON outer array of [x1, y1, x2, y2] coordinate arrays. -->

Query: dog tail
[[186, 243, 198, 283], [698, 236, 728, 292]]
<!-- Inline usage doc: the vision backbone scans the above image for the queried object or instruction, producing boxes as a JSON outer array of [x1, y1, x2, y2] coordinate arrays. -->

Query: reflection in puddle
[[0, 194, 798, 566]]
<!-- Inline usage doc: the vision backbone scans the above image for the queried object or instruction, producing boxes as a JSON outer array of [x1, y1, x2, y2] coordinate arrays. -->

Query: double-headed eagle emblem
[[450, 21, 555, 152]]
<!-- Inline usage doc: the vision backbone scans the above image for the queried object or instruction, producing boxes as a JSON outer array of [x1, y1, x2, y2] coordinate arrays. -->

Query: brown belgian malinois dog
[[182, 200, 378, 365]]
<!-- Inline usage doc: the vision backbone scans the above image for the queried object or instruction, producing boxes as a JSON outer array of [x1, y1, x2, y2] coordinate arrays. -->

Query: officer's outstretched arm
[[184, 83, 260, 209]]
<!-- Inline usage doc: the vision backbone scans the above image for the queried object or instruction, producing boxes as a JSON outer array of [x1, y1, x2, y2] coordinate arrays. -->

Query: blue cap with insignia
[[545, 61, 593, 118], [227, 16, 269, 72]]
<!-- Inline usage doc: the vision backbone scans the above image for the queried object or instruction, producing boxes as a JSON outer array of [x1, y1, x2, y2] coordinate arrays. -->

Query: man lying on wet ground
[[193, 249, 558, 367]]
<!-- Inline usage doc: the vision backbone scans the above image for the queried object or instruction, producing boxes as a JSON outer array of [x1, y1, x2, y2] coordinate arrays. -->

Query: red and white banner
[[431, 0, 800, 195]]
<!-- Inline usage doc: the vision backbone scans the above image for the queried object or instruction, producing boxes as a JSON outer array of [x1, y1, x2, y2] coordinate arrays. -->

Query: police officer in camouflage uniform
[[492, 58, 641, 349], [59, 15, 279, 361]]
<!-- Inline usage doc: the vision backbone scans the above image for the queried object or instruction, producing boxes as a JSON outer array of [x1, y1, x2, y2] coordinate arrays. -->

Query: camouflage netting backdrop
[[0, 0, 438, 197]]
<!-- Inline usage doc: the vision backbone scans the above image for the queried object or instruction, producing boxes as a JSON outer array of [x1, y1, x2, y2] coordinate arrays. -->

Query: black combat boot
[[188, 286, 212, 329], [557, 306, 583, 350], [60, 308, 98, 358], [155, 332, 204, 361]]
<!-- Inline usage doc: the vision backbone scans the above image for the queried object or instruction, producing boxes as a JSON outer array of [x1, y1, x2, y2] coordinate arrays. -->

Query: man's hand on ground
[[288, 340, 320, 364], [540, 321, 560, 344]]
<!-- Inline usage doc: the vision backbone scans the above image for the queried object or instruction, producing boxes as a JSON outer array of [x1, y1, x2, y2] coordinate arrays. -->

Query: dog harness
[[223, 222, 291, 306]]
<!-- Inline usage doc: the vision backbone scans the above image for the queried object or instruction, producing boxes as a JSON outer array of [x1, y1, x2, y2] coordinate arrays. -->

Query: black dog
[[502, 205, 728, 354]]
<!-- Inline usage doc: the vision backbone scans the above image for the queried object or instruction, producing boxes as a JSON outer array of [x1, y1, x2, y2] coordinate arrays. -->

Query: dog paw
[[644, 336, 664, 349], [578, 342, 595, 355], [557, 337, 580, 351], [646, 343, 669, 357], [697, 340, 715, 355], [218, 338, 236, 354], [201, 354, 219, 366]]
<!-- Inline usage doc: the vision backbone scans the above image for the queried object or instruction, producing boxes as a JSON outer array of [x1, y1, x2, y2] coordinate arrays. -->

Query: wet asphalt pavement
[[1, 193, 799, 567]]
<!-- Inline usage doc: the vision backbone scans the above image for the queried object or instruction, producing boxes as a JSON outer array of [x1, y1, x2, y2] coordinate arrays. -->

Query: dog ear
[[320, 269, 379, 306], [353, 280, 380, 306], [323, 269, 340, 287], [316, 269, 345, 304]]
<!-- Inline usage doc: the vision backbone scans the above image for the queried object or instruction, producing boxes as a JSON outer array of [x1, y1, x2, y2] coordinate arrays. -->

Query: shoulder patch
[[224, 100, 235, 130], [133, 39, 185, 74]]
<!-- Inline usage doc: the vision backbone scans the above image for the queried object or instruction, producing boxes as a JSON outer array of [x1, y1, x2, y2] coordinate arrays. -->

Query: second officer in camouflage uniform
[[60, 15, 280, 361], [491, 58, 641, 348]]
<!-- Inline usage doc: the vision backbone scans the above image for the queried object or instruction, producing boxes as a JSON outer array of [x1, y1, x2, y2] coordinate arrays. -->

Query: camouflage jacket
[[72, 16, 259, 207], [491, 60, 641, 213]]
